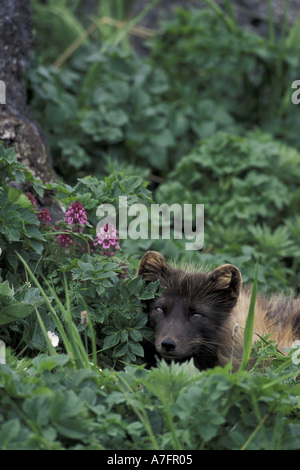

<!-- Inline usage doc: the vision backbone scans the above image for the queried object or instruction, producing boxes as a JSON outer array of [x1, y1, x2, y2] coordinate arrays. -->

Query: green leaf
[[24, 225, 46, 240], [106, 110, 128, 127], [0, 281, 42, 325], [113, 342, 128, 358], [7, 187, 33, 208], [103, 334, 120, 349], [0, 419, 20, 448], [0, 211, 22, 241], [0, 187, 8, 205], [18, 208, 39, 225], [128, 341, 144, 357], [0, 302, 35, 325], [28, 239, 44, 254], [0, 280, 14, 299], [129, 330, 143, 342]]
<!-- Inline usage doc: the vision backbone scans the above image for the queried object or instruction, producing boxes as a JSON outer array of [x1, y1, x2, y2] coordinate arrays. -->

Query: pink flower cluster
[[38, 208, 52, 225], [65, 201, 87, 229], [56, 231, 73, 249], [26, 192, 36, 206], [25, 195, 125, 267], [82, 238, 97, 254], [26, 192, 52, 225], [118, 262, 128, 279], [55, 201, 88, 250], [94, 223, 120, 257]]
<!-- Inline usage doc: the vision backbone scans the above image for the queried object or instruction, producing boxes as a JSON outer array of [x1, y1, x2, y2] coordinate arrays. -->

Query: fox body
[[138, 251, 300, 371]]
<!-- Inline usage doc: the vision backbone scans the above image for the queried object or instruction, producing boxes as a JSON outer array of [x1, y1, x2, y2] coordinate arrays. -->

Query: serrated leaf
[[0, 280, 14, 299], [113, 342, 128, 358], [78, 261, 94, 271], [3, 146, 16, 164], [32, 180, 45, 198], [129, 330, 143, 341], [24, 225, 46, 240], [0, 187, 8, 205], [7, 187, 33, 208], [134, 314, 148, 329], [96, 285, 105, 296], [102, 326, 116, 335], [121, 329, 128, 342], [0, 211, 22, 241], [28, 239, 44, 254], [103, 334, 120, 349], [128, 341, 144, 357], [18, 208, 39, 225]]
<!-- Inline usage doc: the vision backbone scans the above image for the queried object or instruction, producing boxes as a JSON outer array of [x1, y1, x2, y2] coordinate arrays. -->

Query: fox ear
[[209, 264, 242, 300], [138, 251, 171, 282]]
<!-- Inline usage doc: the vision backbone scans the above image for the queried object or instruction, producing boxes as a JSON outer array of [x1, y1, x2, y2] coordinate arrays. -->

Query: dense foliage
[[1, 356, 300, 450], [1, 0, 300, 450], [0, 144, 159, 366], [156, 131, 300, 291]]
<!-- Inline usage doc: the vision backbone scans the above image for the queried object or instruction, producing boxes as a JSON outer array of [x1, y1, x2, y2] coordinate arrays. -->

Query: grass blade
[[239, 260, 259, 371], [16, 253, 73, 357], [35, 307, 57, 356], [16, 252, 89, 369]]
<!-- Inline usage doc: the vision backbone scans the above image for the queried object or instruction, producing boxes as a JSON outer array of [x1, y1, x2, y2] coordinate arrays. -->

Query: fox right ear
[[138, 251, 171, 282], [209, 264, 242, 299]]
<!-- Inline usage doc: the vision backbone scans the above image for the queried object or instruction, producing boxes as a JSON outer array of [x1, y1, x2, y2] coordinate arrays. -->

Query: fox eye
[[190, 312, 203, 319], [155, 306, 164, 314]]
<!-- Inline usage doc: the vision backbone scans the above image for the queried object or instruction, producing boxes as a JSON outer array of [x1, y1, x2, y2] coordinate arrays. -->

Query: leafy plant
[[0, 143, 158, 367], [1, 351, 300, 450], [0, 281, 41, 326], [155, 131, 300, 291], [149, 6, 300, 142]]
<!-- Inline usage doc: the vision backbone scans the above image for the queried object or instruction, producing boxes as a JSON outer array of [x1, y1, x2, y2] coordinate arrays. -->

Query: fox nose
[[161, 338, 176, 352]]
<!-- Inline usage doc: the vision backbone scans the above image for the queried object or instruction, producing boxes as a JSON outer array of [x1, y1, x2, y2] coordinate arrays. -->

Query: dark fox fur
[[138, 251, 300, 371]]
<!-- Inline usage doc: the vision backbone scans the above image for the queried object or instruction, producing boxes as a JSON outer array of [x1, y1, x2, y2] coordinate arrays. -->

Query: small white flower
[[47, 331, 59, 347]]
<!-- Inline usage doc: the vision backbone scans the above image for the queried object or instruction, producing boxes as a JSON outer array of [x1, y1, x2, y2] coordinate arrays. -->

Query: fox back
[[138, 251, 300, 371]]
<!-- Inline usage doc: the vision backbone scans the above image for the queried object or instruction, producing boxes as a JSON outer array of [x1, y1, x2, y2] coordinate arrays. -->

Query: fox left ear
[[138, 251, 171, 282], [209, 264, 242, 299]]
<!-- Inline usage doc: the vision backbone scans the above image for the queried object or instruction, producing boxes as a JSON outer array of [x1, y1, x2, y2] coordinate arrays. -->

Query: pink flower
[[56, 231, 73, 249], [38, 208, 52, 225], [26, 192, 36, 206], [94, 223, 120, 257], [118, 262, 128, 279], [82, 238, 97, 254], [65, 201, 87, 227]]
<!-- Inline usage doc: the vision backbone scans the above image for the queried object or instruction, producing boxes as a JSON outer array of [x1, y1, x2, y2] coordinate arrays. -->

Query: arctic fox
[[138, 251, 300, 370]]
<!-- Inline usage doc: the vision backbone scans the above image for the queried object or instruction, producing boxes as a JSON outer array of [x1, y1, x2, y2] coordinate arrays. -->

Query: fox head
[[138, 251, 242, 370]]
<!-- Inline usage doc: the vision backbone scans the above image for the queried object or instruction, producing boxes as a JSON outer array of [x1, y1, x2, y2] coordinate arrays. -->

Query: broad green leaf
[[128, 341, 144, 357], [103, 334, 120, 350], [0, 211, 22, 241], [0, 302, 35, 325]]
